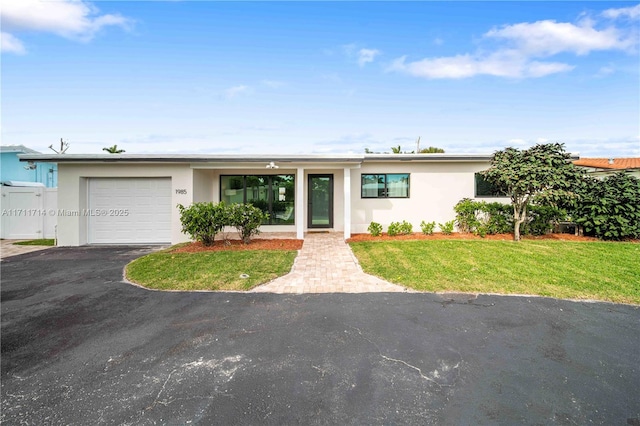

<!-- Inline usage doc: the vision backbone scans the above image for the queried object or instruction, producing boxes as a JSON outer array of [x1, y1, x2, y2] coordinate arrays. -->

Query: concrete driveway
[[1, 247, 639, 425]]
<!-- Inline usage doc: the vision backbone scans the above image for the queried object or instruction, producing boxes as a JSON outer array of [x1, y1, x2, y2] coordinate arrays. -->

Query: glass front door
[[308, 174, 333, 228]]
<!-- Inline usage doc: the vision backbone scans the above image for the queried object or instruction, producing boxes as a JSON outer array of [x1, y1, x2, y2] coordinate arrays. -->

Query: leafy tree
[[103, 145, 125, 154], [419, 146, 445, 153], [391, 145, 402, 154], [481, 143, 580, 241], [570, 172, 640, 240]]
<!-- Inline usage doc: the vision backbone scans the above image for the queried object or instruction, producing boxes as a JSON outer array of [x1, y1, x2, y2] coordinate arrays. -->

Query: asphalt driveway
[[1, 247, 639, 425]]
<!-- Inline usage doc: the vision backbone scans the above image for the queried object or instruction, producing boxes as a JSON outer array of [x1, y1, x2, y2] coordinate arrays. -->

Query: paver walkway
[[251, 232, 410, 293], [0, 239, 53, 260]]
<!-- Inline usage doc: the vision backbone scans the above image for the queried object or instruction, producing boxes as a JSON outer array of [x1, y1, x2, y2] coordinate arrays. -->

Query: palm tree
[[391, 145, 402, 154], [103, 145, 125, 154]]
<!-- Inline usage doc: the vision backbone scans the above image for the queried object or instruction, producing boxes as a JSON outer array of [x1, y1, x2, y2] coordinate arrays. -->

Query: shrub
[[228, 203, 268, 244], [454, 198, 481, 233], [178, 201, 229, 246], [572, 172, 640, 240], [368, 221, 383, 237], [439, 220, 455, 235], [387, 222, 401, 236], [388, 220, 413, 236], [420, 220, 436, 235], [523, 205, 564, 236]]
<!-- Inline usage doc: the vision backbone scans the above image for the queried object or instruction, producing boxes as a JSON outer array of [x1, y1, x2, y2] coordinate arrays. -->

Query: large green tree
[[481, 143, 580, 241]]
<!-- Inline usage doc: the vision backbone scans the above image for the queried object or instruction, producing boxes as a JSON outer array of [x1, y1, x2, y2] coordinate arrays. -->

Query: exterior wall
[[350, 161, 500, 234], [56, 163, 193, 246], [1, 152, 58, 187]]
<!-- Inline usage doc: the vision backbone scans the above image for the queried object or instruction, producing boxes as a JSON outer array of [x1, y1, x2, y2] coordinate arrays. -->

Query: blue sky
[[2, 1, 639, 157]]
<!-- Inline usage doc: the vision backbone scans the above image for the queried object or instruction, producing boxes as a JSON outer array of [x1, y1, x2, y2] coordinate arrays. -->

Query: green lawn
[[125, 250, 297, 291], [350, 240, 640, 304], [13, 239, 55, 246]]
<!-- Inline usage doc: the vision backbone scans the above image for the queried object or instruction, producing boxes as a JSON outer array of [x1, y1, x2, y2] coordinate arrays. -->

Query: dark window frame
[[474, 173, 508, 198], [361, 173, 410, 199], [220, 174, 295, 225]]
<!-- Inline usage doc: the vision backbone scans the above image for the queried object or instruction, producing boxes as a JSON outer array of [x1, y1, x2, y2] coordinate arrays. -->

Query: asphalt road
[[1, 247, 639, 425]]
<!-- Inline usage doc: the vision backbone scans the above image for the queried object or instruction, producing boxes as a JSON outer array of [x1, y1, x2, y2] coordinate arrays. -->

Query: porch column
[[343, 167, 351, 240], [296, 167, 304, 239]]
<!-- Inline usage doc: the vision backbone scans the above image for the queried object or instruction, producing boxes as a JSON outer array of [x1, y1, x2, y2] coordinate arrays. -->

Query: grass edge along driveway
[[349, 240, 640, 305], [125, 249, 297, 291]]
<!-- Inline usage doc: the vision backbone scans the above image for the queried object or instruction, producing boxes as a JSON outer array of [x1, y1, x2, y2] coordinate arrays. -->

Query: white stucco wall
[[350, 161, 498, 234]]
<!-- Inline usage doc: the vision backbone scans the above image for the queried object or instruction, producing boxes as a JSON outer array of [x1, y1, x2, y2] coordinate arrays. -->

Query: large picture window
[[361, 173, 410, 198], [221, 175, 295, 224], [475, 173, 507, 197]]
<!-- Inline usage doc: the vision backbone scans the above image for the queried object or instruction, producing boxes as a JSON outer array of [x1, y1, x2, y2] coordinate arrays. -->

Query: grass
[[13, 239, 55, 246], [350, 240, 640, 304], [125, 249, 297, 291]]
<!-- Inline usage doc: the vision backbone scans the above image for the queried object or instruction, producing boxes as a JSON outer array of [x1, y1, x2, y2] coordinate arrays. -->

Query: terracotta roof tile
[[573, 158, 640, 170]]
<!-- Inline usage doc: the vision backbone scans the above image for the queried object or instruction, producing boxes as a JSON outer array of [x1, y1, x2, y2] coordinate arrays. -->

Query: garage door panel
[[88, 178, 172, 244]]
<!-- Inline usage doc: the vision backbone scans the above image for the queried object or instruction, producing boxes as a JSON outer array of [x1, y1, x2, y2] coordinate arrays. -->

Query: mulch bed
[[171, 239, 304, 253], [171, 232, 633, 253]]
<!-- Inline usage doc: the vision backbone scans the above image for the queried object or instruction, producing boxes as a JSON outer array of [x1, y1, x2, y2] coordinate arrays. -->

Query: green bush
[[178, 201, 230, 246], [228, 203, 268, 244], [420, 220, 436, 235], [522, 205, 564, 236], [572, 172, 640, 240], [454, 198, 481, 233], [439, 220, 455, 235], [368, 222, 383, 237], [454, 199, 513, 235], [388, 220, 413, 236]]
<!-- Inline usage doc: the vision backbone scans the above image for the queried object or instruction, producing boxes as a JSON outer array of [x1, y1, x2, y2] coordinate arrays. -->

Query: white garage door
[[88, 178, 172, 244]]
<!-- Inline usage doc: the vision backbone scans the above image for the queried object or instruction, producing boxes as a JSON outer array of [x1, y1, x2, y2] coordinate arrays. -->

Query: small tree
[[481, 143, 579, 241]]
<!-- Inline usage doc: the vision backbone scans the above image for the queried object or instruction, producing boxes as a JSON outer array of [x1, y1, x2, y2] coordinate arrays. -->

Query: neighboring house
[[1, 146, 58, 239], [1, 145, 58, 187], [573, 157, 640, 179], [19, 153, 511, 246]]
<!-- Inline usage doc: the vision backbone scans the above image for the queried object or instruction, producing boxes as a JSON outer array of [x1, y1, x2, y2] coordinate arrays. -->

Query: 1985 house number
[[175, 189, 187, 194]]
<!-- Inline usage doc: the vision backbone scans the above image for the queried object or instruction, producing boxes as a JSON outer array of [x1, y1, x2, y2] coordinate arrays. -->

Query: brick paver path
[[251, 232, 410, 293]]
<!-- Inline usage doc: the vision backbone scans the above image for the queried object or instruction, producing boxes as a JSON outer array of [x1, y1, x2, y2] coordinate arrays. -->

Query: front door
[[308, 174, 333, 228]]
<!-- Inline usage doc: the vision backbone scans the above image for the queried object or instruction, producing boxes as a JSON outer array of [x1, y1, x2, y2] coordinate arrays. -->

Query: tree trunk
[[513, 203, 527, 241]]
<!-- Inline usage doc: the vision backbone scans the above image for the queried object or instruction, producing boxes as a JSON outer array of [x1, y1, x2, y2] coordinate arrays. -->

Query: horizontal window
[[475, 173, 508, 197], [221, 175, 295, 225], [361, 173, 410, 198]]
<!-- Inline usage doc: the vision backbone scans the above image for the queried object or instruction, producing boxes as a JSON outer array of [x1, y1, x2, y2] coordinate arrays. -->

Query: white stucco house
[[18, 153, 507, 246]]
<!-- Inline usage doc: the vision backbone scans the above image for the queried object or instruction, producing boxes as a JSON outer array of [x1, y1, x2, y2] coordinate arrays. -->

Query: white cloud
[[602, 4, 640, 20], [224, 85, 251, 99], [485, 19, 636, 56], [389, 8, 637, 80], [389, 51, 573, 79], [1, 32, 25, 54], [1, 0, 131, 54], [342, 43, 381, 66], [357, 48, 381, 66]]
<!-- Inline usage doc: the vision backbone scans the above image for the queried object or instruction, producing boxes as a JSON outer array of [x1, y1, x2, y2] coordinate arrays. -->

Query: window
[[221, 175, 295, 224], [361, 173, 409, 198], [475, 173, 507, 197]]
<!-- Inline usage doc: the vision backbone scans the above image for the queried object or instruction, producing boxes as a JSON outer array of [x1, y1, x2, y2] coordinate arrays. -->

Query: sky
[[2, 1, 639, 157]]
